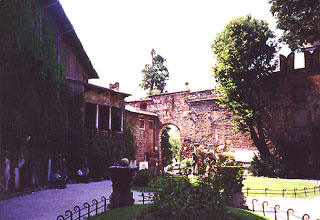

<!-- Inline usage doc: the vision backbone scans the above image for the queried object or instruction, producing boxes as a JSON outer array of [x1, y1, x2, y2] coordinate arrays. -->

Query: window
[[293, 84, 306, 103], [139, 118, 145, 129], [98, 105, 109, 131], [149, 119, 154, 130], [111, 107, 122, 132], [294, 109, 308, 128], [140, 103, 147, 110], [85, 103, 97, 130]]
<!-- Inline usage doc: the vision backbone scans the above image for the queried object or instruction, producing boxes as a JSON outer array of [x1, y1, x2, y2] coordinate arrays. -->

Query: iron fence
[[56, 196, 108, 220], [243, 185, 320, 198], [139, 192, 153, 204], [250, 198, 311, 220]]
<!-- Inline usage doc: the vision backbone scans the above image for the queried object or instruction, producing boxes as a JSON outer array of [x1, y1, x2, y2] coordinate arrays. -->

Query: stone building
[[43, 1, 129, 134], [263, 49, 320, 173], [125, 106, 158, 162], [1, 0, 130, 189]]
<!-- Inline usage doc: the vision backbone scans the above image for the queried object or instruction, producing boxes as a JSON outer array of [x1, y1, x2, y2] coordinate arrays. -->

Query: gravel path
[[0, 180, 144, 220]]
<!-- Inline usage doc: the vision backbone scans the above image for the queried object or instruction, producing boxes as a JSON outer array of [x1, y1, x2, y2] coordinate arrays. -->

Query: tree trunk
[[248, 120, 271, 160]]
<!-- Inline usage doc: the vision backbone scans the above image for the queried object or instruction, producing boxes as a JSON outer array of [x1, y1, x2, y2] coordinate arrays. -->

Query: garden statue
[[2, 151, 10, 192], [108, 158, 138, 209], [192, 152, 198, 175]]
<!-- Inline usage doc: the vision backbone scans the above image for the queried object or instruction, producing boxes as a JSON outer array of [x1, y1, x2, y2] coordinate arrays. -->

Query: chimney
[[109, 82, 120, 91], [185, 82, 190, 92]]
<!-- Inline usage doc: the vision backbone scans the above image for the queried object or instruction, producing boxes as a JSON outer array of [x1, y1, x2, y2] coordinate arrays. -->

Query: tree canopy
[[269, 0, 320, 50], [140, 49, 169, 95], [211, 16, 278, 159]]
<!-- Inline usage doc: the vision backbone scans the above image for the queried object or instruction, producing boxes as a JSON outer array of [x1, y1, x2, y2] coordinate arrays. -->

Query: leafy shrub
[[248, 153, 285, 177], [82, 123, 137, 180], [134, 169, 152, 187], [179, 158, 192, 175], [150, 175, 227, 220]]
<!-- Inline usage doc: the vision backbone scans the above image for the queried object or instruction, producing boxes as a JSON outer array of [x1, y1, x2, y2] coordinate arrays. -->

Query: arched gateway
[[126, 89, 254, 161]]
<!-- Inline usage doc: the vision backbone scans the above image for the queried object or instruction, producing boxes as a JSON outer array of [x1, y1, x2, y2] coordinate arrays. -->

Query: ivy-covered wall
[[1, 0, 69, 187]]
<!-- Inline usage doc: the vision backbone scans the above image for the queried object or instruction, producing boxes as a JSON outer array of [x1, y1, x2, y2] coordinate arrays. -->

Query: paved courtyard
[[0, 180, 144, 220], [1, 180, 319, 220]]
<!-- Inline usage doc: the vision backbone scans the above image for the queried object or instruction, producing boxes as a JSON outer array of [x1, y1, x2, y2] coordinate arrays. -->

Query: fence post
[[84, 202, 90, 218], [252, 199, 258, 212], [304, 187, 307, 198], [294, 188, 297, 198], [287, 208, 294, 220], [262, 201, 268, 216], [282, 188, 286, 197], [65, 210, 73, 220], [274, 205, 280, 220], [265, 188, 268, 197], [74, 205, 81, 220], [101, 196, 107, 212], [142, 193, 145, 205], [246, 187, 250, 197], [92, 199, 98, 215]]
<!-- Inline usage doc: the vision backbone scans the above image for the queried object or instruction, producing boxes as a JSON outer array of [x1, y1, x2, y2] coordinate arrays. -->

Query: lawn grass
[[227, 207, 272, 220], [91, 204, 151, 220], [243, 176, 320, 198], [91, 204, 271, 220], [132, 186, 156, 192]]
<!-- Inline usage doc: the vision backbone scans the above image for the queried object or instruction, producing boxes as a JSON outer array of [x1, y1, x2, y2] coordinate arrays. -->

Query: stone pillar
[[48, 159, 52, 182], [14, 168, 19, 189]]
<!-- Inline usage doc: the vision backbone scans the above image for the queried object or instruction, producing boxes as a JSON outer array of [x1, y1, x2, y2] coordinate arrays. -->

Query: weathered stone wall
[[127, 90, 255, 159], [262, 51, 320, 171]]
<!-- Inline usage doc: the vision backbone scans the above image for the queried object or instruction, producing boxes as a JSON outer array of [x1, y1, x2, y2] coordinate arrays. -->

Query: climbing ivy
[[0, 0, 67, 164]]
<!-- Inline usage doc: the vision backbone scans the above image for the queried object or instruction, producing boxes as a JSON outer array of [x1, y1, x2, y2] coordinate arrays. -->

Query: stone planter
[[108, 158, 138, 209]]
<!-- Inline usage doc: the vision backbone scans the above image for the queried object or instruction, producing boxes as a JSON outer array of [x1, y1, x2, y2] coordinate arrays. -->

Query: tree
[[140, 49, 169, 95], [161, 127, 173, 168], [211, 16, 278, 159], [269, 0, 320, 51]]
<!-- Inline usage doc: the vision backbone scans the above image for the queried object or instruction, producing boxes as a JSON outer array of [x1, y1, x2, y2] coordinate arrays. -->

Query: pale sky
[[59, 0, 292, 100]]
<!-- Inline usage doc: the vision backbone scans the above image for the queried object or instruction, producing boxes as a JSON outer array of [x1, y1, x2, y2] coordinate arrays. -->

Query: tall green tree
[[211, 16, 278, 159], [269, 0, 320, 51], [161, 127, 173, 168], [140, 49, 169, 95]]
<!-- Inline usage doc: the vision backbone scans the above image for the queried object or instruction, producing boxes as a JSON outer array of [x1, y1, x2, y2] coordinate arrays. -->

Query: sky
[[59, 0, 293, 100]]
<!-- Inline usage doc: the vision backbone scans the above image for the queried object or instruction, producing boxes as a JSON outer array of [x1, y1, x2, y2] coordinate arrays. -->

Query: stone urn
[[108, 158, 138, 209]]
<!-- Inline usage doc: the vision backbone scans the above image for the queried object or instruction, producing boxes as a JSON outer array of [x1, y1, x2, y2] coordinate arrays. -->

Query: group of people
[[51, 154, 67, 189]]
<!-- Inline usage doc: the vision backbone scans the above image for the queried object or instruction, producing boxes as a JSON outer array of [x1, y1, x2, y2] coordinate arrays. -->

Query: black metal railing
[[139, 192, 153, 204], [56, 196, 108, 220], [243, 185, 320, 198], [251, 198, 311, 220]]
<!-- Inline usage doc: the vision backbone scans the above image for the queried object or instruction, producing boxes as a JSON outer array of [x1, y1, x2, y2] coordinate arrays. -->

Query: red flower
[[208, 155, 213, 159], [198, 161, 202, 167]]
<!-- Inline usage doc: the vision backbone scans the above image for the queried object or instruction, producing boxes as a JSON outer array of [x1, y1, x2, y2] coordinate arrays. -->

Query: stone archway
[[156, 123, 181, 163], [127, 90, 255, 159]]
